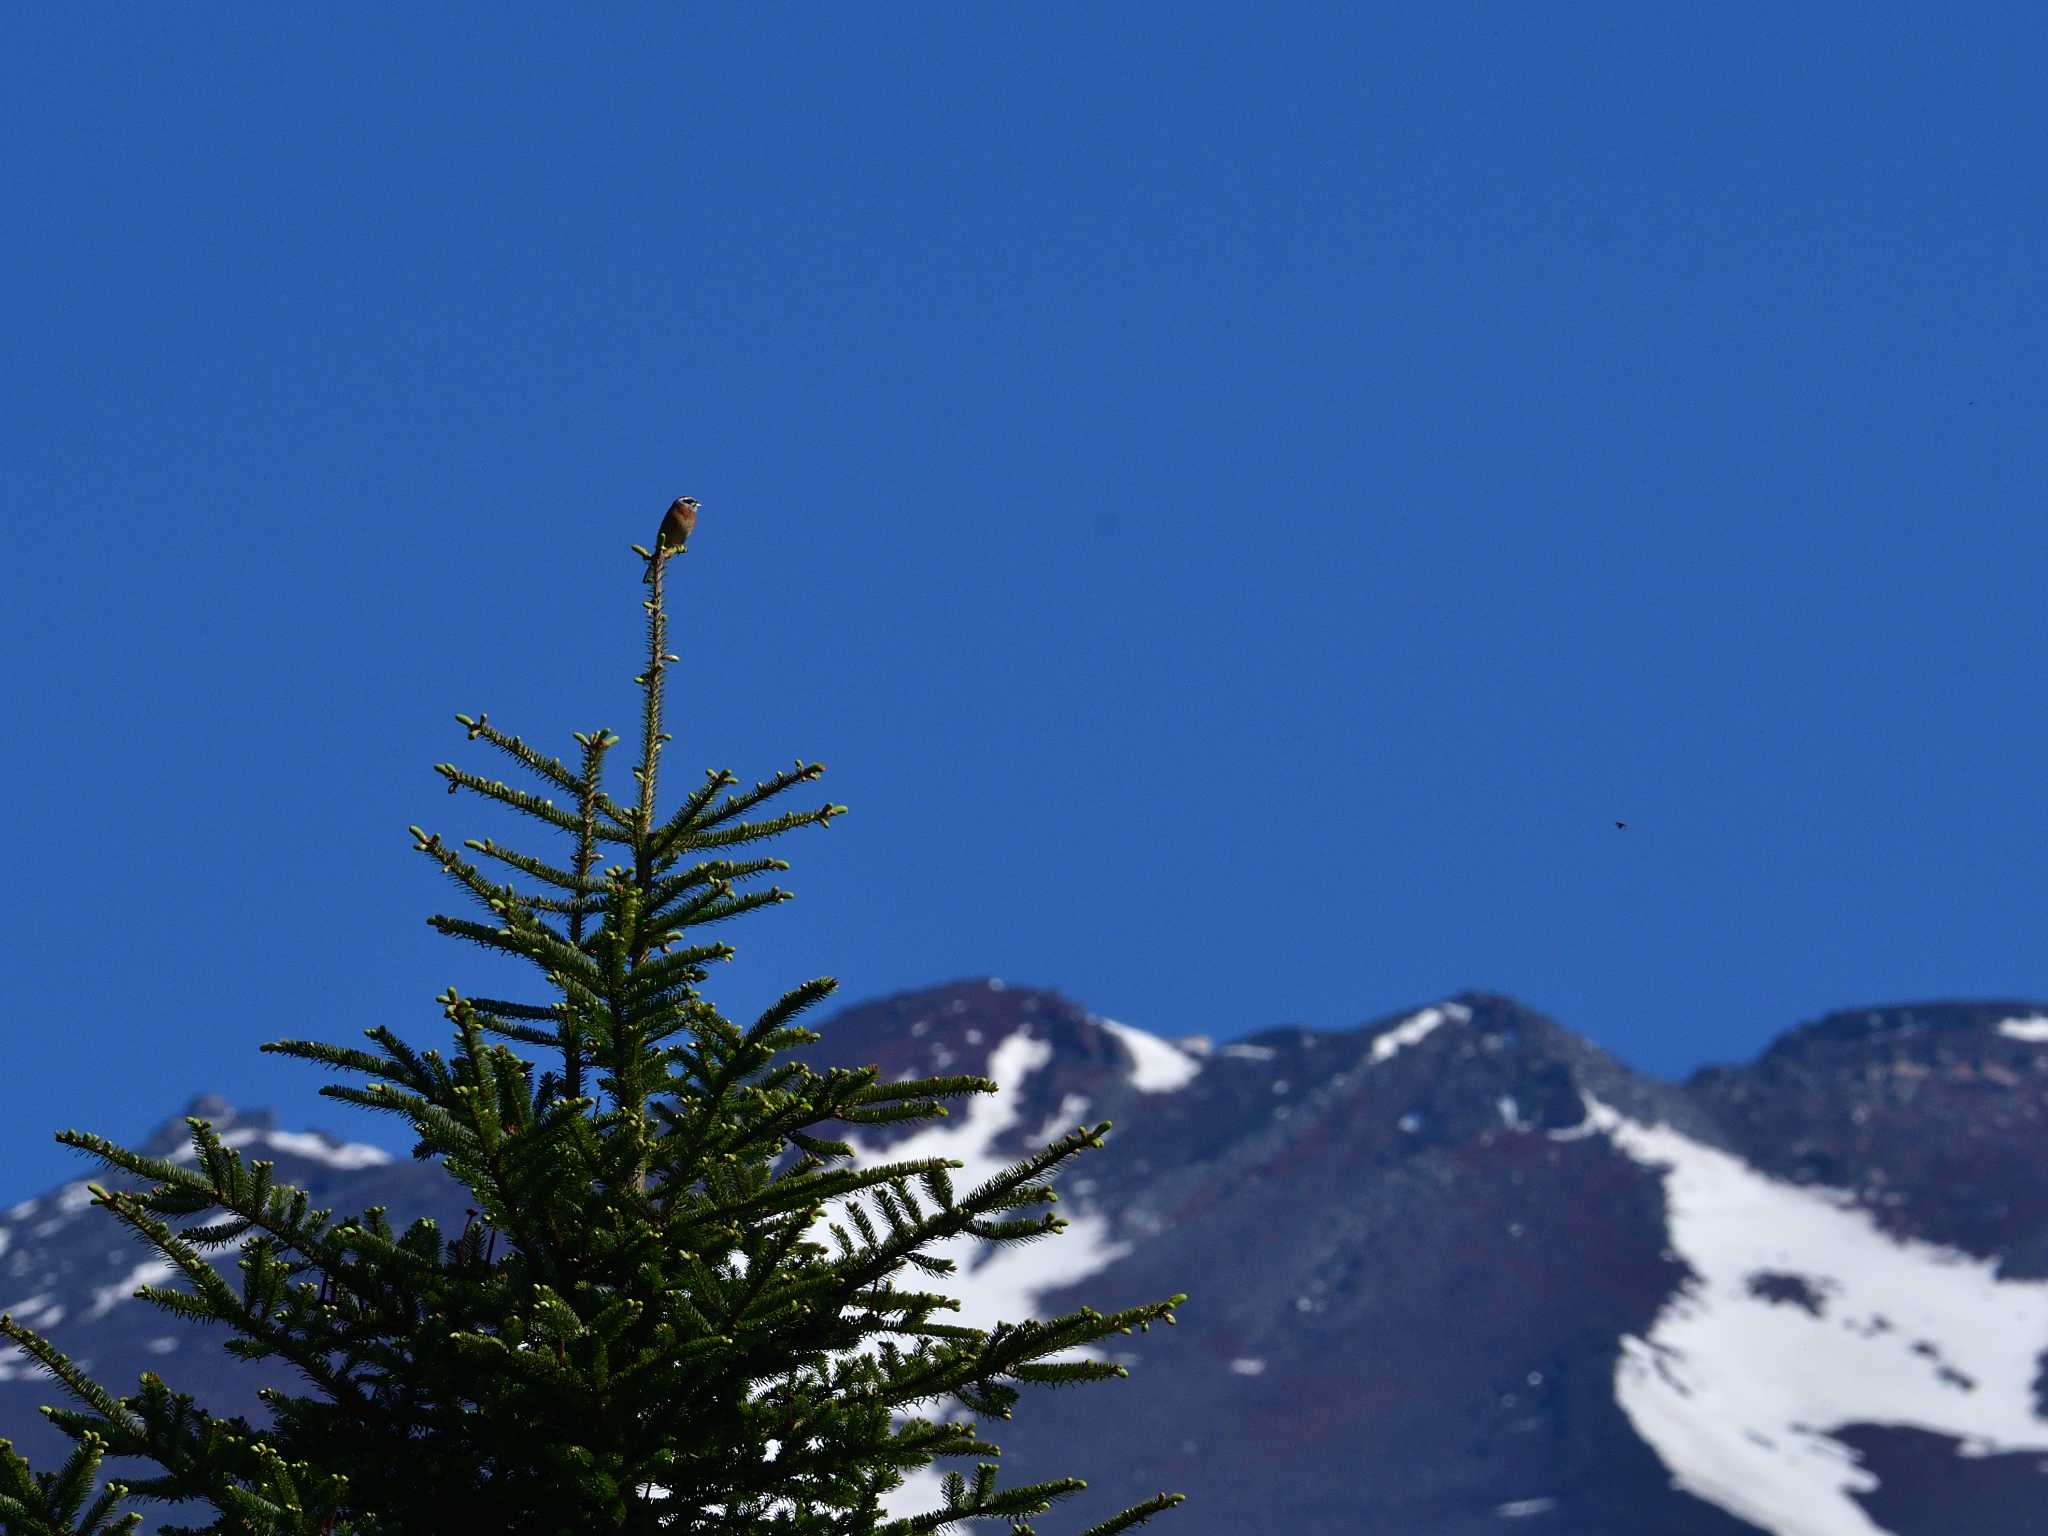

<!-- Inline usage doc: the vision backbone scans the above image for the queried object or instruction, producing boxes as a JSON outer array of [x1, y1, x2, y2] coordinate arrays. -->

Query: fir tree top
[[0, 505, 1189, 1536]]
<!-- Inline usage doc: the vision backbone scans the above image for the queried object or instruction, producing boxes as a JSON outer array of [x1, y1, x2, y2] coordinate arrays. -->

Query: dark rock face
[[4, 982, 2047, 1535], [1687, 1001, 2048, 1275], [1832, 1425, 2048, 1535]]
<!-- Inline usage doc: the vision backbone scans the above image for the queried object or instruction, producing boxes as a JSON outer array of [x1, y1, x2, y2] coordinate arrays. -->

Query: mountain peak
[[8, 983, 2048, 1534], [134, 1094, 278, 1159], [1753, 998, 2048, 1066]]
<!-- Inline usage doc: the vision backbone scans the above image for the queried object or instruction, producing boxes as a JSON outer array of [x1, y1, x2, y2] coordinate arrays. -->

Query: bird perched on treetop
[[645, 496, 700, 581]]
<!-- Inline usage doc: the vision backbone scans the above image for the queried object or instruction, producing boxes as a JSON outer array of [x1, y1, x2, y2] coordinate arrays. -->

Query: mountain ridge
[[6, 979, 2048, 1535]]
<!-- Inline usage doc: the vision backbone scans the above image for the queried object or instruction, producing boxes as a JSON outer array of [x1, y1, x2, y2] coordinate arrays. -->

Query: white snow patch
[[1220, 1042, 1276, 1061], [635, 1028, 1148, 1520], [1996, 1014, 2048, 1043], [1026, 1094, 1095, 1150], [0, 1352, 55, 1383], [1547, 1111, 1600, 1142], [262, 1130, 394, 1168], [1370, 1002, 1472, 1065], [1091, 1015, 1204, 1093], [162, 1127, 392, 1171], [0, 1295, 65, 1380], [1, 1294, 59, 1327], [1581, 1090, 2048, 1536], [29, 1182, 102, 1237], [1121, 1206, 1170, 1238], [1228, 1358, 1266, 1376], [87, 1259, 180, 1321]]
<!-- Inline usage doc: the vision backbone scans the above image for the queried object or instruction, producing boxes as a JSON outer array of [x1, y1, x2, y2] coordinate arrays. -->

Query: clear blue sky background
[[4, 7, 2044, 1196]]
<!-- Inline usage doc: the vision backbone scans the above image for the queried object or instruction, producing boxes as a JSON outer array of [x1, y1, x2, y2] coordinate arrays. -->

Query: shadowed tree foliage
[[0, 512, 1189, 1536]]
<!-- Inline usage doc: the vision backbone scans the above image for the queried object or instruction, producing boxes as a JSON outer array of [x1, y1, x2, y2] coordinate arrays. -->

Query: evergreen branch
[[80, 1181, 379, 1419], [466, 995, 562, 1022], [507, 961, 617, 1052], [57, 1122, 411, 1368], [429, 763, 623, 842], [478, 1017, 567, 1051], [490, 1111, 599, 1219], [640, 979, 844, 1188], [627, 941, 737, 1003], [831, 1070, 1000, 1127], [634, 563, 674, 852], [443, 1330, 585, 1398], [643, 876, 746, 935], [886, 1465, 1090, 1536], [499, 893, 607, 921], [664, 883, 796, 932], [0, 1428, 143, 1536], [264, 1023, 565, 1139], [0, 1320, 144, 1444], [669, 759, 828, 841], [1072, 1491, 1189, 1536], [451, 1006, 564, 1050], [956, 1121, 1110, 1220], [410, 826, 527, 915], [802, 1125, 1096, 1311], [390, 1092, 501, 1170], [435, 1067, 601, 1320], [450, 714, 634, 830], [422, 912, 531, 957], [64, 1370, 351, 1536], [785, 1127, 857, 1161], [671, 800, 848, 856], [750, 974, 841, 1041], [45, 1117, 230, 1190], [306, 1211, 444, 1295], [412, 829, 605, 961], [422, 911, 605, 998], [646, 854, 789, 914], [462, 835, 608, 900], [651, 1080, 828, 1186], [649, 767, 740, 860], [565, 729, 618, 1108], [0, 522, 1195, 1536]]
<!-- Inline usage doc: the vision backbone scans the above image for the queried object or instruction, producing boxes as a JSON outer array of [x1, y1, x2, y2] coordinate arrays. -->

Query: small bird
[[1614, 820, 1627, 830], [645, 496, 700, 581]]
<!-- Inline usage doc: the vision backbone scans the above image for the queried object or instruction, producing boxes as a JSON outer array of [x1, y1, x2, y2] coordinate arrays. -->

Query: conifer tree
[[0, 511, 1190, 1536]]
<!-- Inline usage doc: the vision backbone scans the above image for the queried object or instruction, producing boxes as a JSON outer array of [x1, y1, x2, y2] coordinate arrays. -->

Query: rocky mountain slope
[[4, 980, 2047, 1535]]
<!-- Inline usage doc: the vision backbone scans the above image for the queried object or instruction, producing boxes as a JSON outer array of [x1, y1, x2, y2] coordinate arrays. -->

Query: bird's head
[[673, 496, 700, 513]]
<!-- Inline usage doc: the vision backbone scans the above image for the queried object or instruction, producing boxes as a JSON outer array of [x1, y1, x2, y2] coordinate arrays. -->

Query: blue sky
[[4, 7, 2045, 1195]]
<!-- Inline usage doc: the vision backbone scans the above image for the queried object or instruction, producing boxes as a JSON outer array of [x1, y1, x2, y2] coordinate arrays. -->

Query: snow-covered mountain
[[5, 981, 2047, 1535]]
